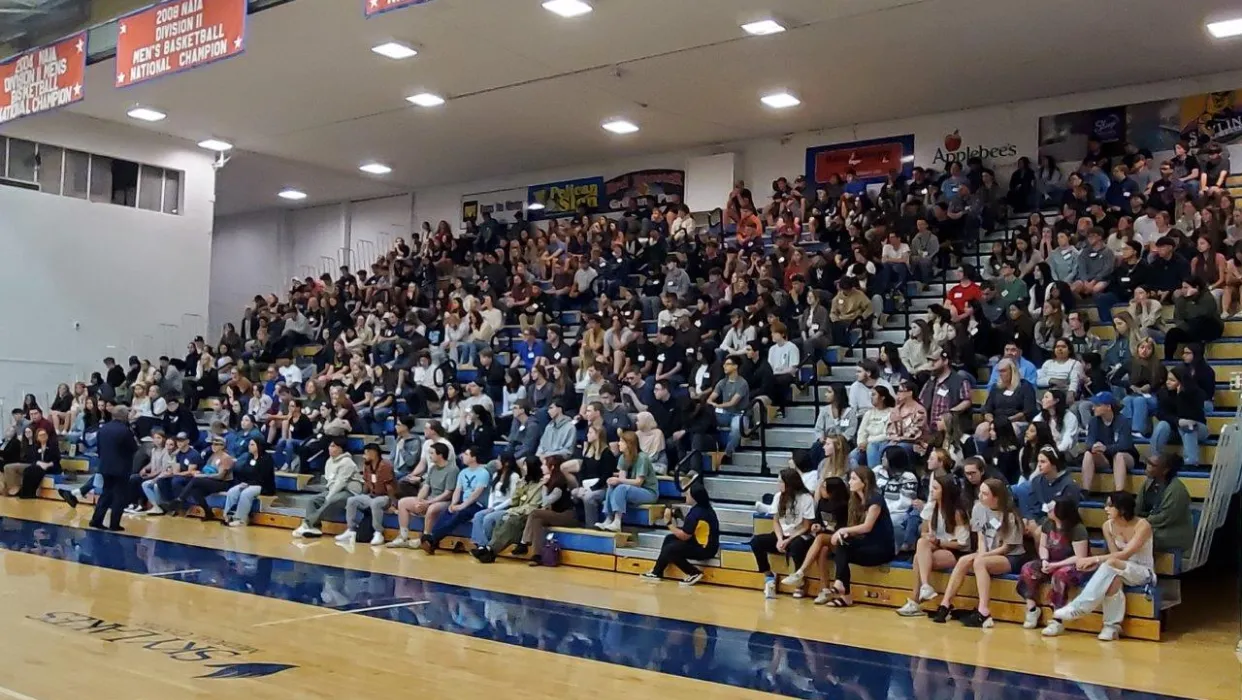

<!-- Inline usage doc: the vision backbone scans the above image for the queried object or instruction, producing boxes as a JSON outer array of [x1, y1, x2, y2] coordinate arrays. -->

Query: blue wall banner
[[527, 176, 604, 219]]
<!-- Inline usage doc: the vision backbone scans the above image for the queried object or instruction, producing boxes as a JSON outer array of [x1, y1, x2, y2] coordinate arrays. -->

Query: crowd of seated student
[[4, 136, 1228, 641]]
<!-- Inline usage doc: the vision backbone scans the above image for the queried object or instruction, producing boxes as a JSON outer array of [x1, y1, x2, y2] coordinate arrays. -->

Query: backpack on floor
[[540, 534, 561, 567]]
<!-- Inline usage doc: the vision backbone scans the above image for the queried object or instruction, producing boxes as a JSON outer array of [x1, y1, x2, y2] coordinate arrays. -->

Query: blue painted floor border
[[0, 516, 1190, 700]]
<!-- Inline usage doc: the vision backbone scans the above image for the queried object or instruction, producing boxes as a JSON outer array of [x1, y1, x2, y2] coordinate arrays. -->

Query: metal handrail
[[746, 395, 769, 477]]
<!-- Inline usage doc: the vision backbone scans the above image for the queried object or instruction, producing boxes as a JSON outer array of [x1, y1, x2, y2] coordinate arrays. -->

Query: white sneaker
[[896, 599, 923, 617], [334, 530, 357, 544], [71, 488, 83, 500], [917, 584, 938, 603], [813, 590, 833, 605], [1041, 620, 1064, 637], [639, 572, 661, 582], [369, 532, 385, 546], [385, 536, 410, 549], [123, 505, 141, 515], [143, 506, 164, 516], [763, 579, 777, 599], [1023, 606, 1042, 629], [781, 570, 805, 589], [228, 519, 246, 528], [598, 517, 621, 533], [304, 526, 322, 537], [679, 573, 703, 587], [291, 523, 310, 538], [1052, 605, 1085, 622], [1097, 624, 1120, 641]]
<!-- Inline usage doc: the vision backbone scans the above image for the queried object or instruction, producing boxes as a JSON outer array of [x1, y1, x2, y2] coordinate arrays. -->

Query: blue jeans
[[275, 439, 302, 469], [715, 410, 743, 457], [456, 340, 488, 367], [1094, 291, 1122, 325], [1121, 395, 1157, 436], [896, 510, 923, 552], [881, 262, 909, 293], [1151, 419, 1209, 466], [603, 484, 657, 517], [364, 406, 392, 435], [470, 508, 507, 547], [428, 502, 484, 544], [848, 441, 888, 468], [224, 484, 262, 520]]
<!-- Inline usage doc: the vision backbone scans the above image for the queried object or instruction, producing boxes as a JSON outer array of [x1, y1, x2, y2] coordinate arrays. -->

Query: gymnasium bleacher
[[24, 166, 1242, 644]]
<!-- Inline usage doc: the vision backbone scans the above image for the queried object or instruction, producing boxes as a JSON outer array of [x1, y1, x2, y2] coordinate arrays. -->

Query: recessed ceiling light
[[127, 107, 166, 122], [371, 41, 418, 59], [406, 92, 446, 107], [527, 202, 546, 210], [542, 0, 592, 18], [741, 19, 785, 35], [1207, 18, 1242, 38], [602, 119, 639, 134], [278, 188, 308, 201], [197, 139, 233, 151], [761, 92, 801, 109], [360, 163, 393, 175]]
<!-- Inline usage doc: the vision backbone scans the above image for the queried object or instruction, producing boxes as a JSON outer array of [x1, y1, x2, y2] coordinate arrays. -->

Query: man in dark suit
[[90, 407, 138, 531]]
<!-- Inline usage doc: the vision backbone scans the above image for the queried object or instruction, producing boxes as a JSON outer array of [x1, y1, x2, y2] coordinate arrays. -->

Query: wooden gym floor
[[0, 499, 1236, 700]]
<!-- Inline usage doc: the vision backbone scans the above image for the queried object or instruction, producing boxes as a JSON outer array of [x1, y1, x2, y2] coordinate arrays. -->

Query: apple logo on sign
[[944, 130, 962, 151]]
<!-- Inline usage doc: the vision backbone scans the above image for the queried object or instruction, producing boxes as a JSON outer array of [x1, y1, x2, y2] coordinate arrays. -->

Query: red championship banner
[[115, 0, 247, 88], [0, 33, 86, 126], [365, 0, 436, 18]]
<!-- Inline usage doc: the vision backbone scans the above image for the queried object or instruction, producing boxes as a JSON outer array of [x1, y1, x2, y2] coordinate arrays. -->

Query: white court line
[[252, 601, 430, 627], [148, 569, 202, 577], [0, 685, 40, 700]]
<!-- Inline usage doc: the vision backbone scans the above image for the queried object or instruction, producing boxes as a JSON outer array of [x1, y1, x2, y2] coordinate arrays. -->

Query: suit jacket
[[97, 421, 138, 478]]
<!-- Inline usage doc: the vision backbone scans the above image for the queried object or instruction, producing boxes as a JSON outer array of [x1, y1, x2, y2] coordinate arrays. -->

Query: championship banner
[[527, 176, 604, 220], [0, 32, 86, 126], [365, 0, 436, 17], [461, 187, 526, 229], [115, 0, 247, 88], [805, 134, 915, 188], [603, 169, 685, 212]]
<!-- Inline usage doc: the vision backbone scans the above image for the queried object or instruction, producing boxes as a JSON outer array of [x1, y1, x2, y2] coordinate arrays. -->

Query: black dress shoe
[[511, 543, 529, 557], [477, 549, 497, 564], [59, 490, 79, 508], [108, 525, 125, 533], [87, 521, 105, 530]]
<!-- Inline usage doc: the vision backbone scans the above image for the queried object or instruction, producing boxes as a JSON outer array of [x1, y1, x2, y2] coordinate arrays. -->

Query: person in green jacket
[[1136, 454, 1194, 552]]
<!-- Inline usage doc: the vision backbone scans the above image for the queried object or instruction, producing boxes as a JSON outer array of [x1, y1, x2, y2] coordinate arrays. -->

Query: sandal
[[827, 598, 852, 608]]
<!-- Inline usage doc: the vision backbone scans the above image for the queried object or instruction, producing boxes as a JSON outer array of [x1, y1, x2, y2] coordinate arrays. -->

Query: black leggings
[[1164, 319, 1223, 360], [750, 531, 812, 574], [652, 533, 713, 578], [177, 477, 230, 519], [771, 374, 797, 410], [832, 537, 894, 594]]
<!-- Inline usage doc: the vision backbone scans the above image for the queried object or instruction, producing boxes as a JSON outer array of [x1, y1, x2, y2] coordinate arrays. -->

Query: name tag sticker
[[936, 387, 949, 397]]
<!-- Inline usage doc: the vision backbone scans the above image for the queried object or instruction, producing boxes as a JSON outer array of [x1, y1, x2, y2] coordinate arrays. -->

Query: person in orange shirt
[[736, 205, 764, 253]]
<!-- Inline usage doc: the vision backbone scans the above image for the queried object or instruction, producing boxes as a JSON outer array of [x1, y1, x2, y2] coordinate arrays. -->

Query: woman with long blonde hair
[[819, 435, 849, 481]]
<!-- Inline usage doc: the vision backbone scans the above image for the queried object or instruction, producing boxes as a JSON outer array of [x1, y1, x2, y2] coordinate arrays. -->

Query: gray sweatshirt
[[1078, 245, 1115, 283], [536, 415, 576, 458], [1048, 247, 1079, 283]]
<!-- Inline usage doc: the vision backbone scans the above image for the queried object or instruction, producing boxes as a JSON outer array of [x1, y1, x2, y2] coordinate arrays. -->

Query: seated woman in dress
[[897, 474, 969, 616], [817, 466, 896, 607], [931, 478, 1025, 628], [1018, 497, 1090, 636], [1053, 491, 1155, 641]]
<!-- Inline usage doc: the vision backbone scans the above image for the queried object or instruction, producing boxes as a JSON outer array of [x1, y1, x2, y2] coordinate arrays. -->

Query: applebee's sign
[[932, 129, 1019, 166]]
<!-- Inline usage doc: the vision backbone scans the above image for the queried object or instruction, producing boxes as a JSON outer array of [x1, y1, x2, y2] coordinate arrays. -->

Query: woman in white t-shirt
[[748, 468, 815, 600], [897, 474, 970, 616], [930, 478, 1025, 628]]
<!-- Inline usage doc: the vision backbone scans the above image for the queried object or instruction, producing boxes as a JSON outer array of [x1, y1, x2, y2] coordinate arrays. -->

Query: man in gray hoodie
[[535, 400, 576, 459], [1072, 227, 1115, 300]]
